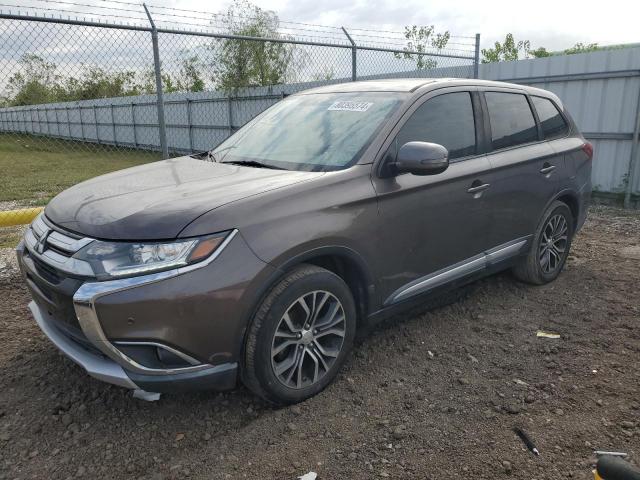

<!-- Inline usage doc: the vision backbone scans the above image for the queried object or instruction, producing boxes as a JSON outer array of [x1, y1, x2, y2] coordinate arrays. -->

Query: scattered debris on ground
[[0, 206, 638, 479]]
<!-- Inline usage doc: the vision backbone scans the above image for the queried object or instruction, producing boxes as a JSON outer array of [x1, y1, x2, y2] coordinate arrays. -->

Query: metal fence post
[[78, 105, 84, 140], [227, 96, 234, 137], [92, 105, 99, 143], [110, 104, 117, 147], [54, 108, 60, 137], [65, 106, 71, 137], [624, 82, 640, 208], [143, 3, 169, 159], [185, 99, 193, 152], [45, 107, 51, 136], [473, 33, 481, 79], [131, 103, 138, 148], [342, 27, 357, 81]]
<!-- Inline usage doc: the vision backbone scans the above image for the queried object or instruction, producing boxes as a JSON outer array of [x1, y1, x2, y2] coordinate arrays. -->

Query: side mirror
[[395, 141, 449, 176]]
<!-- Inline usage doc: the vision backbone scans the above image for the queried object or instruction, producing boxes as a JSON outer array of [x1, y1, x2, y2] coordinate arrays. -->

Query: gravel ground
[[0, 206, 638, 480], [0, 201, 34, 212], [0, 226, 24, 273]]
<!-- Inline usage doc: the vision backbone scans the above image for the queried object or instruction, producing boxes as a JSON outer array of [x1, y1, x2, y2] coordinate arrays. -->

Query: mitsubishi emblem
[[35, 229, 50, 254]]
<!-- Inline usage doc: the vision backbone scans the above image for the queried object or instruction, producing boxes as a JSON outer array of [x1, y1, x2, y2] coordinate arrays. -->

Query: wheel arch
[[556, 191, 580, 231], [276, 246, 376, 327], [238, 245, 376, 370], [542, 189, 580, 233]]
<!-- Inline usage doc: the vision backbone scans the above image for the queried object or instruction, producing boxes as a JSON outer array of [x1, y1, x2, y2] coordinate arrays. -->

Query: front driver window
[[395, 92, 477, 160]]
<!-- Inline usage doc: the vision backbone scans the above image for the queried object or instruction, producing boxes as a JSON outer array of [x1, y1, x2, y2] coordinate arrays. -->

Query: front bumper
[[18, 214, 276, 393], [29, 300, 136, 388], [30, 300, 238, 392]]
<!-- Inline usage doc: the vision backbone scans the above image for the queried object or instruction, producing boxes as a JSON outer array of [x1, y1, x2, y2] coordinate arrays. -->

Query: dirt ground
[[0, 206, 638, 480]]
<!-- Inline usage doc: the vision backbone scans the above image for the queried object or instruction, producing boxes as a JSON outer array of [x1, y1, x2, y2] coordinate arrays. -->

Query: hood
[[45, 156, 323, 240]]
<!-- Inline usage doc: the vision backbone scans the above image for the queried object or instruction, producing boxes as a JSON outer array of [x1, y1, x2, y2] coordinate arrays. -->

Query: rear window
[[531, 96, 569, 140], [485, 92, 538, 150]]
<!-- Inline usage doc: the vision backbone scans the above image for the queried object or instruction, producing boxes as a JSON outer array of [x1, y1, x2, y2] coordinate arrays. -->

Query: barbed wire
[[0, 3, 149, 24], [23, 0, 147, 16], [3, 0, 477, 50], [143, 1, 477, 40], [348, 25, 476, 40], [135, 1, 347, 31], [0, 0, 478, 57]]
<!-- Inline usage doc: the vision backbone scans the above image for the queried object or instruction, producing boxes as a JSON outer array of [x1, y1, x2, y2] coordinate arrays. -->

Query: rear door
[[480, 89, 560, 249], [530, 95, 583, 189], [371, 87, 494, 305]]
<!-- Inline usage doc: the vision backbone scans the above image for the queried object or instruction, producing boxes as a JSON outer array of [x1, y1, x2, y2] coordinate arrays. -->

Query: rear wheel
[[513, 200, 574, 285], [242, 264, 356, 405]]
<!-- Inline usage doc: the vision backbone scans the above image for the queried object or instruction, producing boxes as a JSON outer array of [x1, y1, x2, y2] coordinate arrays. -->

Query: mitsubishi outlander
[[18, 79, 593, 404]]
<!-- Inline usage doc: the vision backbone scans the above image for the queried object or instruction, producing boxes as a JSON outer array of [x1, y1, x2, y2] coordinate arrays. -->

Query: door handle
[[540, 164, 556, 175], [467, 183, 491, 194]]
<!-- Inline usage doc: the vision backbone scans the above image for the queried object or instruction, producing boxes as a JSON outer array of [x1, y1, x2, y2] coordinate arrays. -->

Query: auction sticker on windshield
[[328, 101, 373, 112]]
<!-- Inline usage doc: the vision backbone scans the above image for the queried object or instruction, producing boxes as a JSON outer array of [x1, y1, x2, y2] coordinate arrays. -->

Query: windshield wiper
[[221, 160, 285, 170], [206, 146, 235, 163]]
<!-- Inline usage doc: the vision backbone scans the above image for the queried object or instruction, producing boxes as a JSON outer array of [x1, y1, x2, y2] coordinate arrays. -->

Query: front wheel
[[242, 264, 356, 405], [513, 200, 574, 285]]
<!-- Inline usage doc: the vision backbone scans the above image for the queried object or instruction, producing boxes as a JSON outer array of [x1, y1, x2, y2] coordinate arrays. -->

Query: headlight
[[74, 232, 230, 280]]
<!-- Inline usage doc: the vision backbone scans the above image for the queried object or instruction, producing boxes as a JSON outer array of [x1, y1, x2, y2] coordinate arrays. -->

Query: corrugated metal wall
[[0, 79, 346, 156], [479, 47, 640, 196], [1, 47, 639, 196]]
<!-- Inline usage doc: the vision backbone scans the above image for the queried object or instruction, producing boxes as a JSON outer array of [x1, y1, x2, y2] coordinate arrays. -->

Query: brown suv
[[18, 78, 592, 404]]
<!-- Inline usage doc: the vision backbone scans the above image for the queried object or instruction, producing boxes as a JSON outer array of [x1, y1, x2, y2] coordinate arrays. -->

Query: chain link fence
[[0, 7, 478, 233]]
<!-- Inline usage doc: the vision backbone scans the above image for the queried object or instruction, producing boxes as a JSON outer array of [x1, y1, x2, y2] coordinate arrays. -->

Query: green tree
[[529, 47, 551, 58], [5, 54, 60, 106], [312, 65, 335, 82], [482, 33, 527, 63], [481, 33, 551, 63], [395, 25, 450, 69], [60, 67, 143, 100], [211, 0, 299, 92], [3, 52, 207, 106], [564, 42, 599, 55], [173, 55, 206, 92]]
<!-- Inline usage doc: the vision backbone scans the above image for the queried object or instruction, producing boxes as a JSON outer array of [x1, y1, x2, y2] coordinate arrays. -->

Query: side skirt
[[383, 236, 532, 307]]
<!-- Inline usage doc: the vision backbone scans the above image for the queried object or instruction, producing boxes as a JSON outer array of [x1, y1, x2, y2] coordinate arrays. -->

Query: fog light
[[156, 346, 192, 368], [114, 342, 200, 370]]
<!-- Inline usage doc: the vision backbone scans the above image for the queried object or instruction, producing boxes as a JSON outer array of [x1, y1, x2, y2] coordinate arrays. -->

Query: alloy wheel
[[270, 290, 346, 389], [539, 214, 568, 274]]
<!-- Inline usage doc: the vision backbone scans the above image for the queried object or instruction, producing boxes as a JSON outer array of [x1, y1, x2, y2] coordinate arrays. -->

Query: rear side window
[[396, 92, 476, 159], [531, 96, 569, 140], [485, 92, 538, 150]]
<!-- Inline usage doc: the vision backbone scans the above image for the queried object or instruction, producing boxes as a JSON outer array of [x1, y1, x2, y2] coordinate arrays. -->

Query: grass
[[0, 133, 160, 205]]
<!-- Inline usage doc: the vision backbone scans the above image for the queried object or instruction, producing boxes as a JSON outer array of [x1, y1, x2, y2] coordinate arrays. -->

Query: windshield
[[211, 92, 403, 171]]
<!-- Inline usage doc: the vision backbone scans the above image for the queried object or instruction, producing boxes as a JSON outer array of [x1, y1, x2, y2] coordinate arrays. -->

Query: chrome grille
[[46, 230, 94, 256], [24, 214, 95, 277], [30, 254, 62, 284]]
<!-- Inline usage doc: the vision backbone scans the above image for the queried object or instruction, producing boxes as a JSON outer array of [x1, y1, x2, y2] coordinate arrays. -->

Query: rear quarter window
[[531, 96, 569, 140], [485, 92, 538, 150]]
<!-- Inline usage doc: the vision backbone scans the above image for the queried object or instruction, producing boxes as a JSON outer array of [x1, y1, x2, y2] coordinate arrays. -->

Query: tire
[[242, 264, 356, 405], [512, 200, 574, 285]]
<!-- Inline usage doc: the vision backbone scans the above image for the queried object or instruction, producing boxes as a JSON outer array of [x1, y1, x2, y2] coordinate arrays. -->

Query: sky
[[162, 0, 640, 51], [2, 0, 639, 92]]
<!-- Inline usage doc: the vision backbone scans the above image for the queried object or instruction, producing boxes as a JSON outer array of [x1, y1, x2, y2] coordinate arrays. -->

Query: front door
[[371, 88, 494, 305]]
